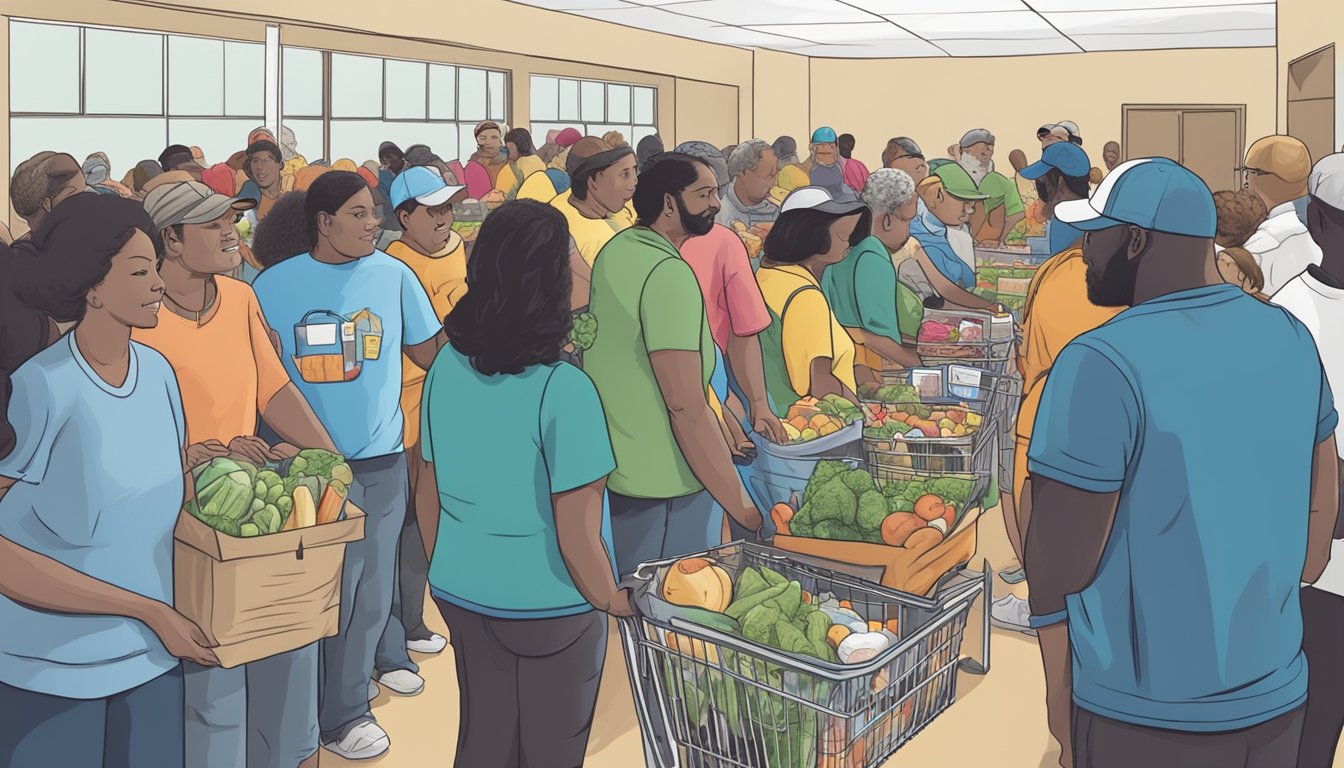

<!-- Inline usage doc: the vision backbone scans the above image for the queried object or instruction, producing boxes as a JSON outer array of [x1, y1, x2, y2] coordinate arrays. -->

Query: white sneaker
[[407, 633, 448, 655], [990, 594, 1037, 636], [367, 680, 380, 702], [377, 669, 426, 696], [322, 721, 390, 761]]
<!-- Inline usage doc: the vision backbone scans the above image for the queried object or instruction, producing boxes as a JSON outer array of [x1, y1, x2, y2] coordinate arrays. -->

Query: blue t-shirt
[[911, 208, 977, 290], [1047, 217, 1084, 254], [252, 251, 440, 460], [423, 349, 617, 619], [1028, 284, 1337, 732], [0, 335, 186, 699]]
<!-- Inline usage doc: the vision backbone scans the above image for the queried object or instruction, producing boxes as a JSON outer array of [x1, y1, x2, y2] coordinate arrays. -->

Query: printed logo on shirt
[[293, 308, 384, 383]]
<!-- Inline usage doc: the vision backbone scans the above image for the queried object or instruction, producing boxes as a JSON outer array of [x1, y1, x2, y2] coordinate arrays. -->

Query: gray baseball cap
[[960, 129, 996, 148], [143, 179, 255, 232]]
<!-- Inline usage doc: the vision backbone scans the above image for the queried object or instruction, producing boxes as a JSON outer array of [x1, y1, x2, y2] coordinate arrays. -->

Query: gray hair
[[728, 139, 772, 179], [674, 141, 730, 189], [860, 168, 917, 215]]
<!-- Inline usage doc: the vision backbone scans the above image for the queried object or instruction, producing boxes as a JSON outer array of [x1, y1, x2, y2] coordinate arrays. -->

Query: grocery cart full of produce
[[916, 308, 1016, 373], [743, 395, 866, 516], [620, 542, 989, 768]]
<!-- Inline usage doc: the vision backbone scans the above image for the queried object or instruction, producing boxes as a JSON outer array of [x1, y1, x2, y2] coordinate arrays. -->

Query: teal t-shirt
[[978, 171, 1025, 216], [823, 235, 924, 343], [422, 348, 617, 619], [1029, 284, 1337, 732]]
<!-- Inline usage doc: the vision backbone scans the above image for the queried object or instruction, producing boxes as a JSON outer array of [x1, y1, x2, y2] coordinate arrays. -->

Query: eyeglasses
[[1234, 166, 1268, 188]]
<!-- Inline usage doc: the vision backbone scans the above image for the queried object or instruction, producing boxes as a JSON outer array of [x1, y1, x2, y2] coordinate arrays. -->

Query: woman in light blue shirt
[[0, 193, 219, 768], [424, 200, 633, 768]]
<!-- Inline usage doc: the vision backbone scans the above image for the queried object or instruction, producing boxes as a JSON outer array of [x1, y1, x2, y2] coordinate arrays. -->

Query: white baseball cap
[[1309, 153, 1344, 210], [780, 186, 869, 216]]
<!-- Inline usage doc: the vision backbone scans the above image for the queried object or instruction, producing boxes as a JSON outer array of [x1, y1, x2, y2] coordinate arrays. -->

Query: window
[[529, 75, 657, 148], [9, 20, 266, 181]]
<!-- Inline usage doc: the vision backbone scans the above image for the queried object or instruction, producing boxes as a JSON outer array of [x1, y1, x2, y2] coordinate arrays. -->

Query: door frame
[[1121, 103, 1247, 165]]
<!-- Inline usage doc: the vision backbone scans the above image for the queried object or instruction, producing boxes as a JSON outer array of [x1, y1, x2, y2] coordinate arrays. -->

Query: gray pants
[[1, 666, 183, 768], [434, 598, 606, 768], [184, 644, 319, 768], [319, 452, 408, 739], [374, 451, 434, 675], [609, 489, 719, 577], [1072, 705, 1305, 768]]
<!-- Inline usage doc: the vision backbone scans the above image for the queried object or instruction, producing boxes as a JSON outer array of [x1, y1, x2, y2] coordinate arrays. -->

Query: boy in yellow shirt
[[379, 166, 470, 665]]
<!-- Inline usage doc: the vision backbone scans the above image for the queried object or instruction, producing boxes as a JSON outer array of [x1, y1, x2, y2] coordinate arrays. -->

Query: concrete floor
[[322, 502, 1343, 767]]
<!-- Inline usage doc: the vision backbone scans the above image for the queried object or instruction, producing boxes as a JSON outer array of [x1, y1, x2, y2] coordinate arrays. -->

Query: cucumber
[[675, 606, 741, 635]]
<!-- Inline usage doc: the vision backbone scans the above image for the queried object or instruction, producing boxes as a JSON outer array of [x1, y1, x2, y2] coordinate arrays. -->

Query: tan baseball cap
[[143, 179, 255, 232], [1245, 135, 1312, 184]]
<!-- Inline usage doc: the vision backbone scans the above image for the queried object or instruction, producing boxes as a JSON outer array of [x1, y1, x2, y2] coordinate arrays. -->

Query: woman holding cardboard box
[[0, 194, 218, 768]]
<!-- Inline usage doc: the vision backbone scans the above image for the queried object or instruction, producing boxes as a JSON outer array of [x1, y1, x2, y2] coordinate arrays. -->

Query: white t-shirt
[[1247, 201, 1323, 296], [1274, 268, 1344, 596]]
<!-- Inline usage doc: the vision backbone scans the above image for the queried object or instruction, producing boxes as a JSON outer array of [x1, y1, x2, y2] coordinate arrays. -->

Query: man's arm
[[405, 329, 447, 371], [808, 357, 859, 404], [1304, 436, 1340, 583], [850, 329, 921, 369], [1024, 475, 1120, 626], [651, 349, 762, 532], [725, 332, 785, 443], [914, 248, 998, 310], [570, 245, 593, 311], [554, 478, 632, 615], [262, 384, 339, 453], [1003, 211, 1026, 241]]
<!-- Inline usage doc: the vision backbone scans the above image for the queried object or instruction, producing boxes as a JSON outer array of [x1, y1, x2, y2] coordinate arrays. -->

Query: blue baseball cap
[[1054, 157, 1216, 238], [389, 165, 465, 211], [1020, 142, 1091, 180], [811, 126, 838, 144]]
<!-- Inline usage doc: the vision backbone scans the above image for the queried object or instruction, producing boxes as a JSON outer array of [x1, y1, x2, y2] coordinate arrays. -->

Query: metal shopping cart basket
[[916, 308, 1018, 374], [620, 542, 989, 768]]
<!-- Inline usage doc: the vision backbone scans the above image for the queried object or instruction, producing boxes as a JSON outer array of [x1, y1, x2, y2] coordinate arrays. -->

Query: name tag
[[363, 334, 382, 360]]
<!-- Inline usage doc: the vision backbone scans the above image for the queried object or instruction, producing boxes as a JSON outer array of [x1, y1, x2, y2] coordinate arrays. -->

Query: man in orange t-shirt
[[135, 179, 336, 768], [379, 166, 470, 664]]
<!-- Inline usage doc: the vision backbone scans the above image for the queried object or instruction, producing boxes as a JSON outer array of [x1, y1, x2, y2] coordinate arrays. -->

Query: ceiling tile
[[1045, 5, 1274, 37], [783, 40, 949, 58], [1073, 28, 1275, 51], [573, 5, 718, 34], [846, 0, 1026, 12], [745, 21, 915, 45], [1031, 0, 1266, 10], [508, 0, 632, 10], [888, 11, 1056, 39], [670, 0, 871, 26], [935, 36, 1080, 56], [696, 26, 820, 47]]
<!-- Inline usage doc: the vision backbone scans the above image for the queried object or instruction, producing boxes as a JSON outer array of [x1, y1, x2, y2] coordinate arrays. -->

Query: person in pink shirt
[[838, 133, 870, 196]]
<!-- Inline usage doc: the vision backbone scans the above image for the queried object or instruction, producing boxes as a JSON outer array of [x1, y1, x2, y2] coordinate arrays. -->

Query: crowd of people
[[1, 111, 1344, 768]]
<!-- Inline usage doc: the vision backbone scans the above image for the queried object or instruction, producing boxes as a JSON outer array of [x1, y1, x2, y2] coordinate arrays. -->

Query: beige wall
[[1277, 0, 1344, 149], [674, 80, 740, 149], [752, 49, 810, 147], [810, 47, 1278, 173]]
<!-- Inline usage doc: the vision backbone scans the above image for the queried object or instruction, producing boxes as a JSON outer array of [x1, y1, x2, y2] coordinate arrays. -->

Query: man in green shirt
[[951, 129, 1025, 247], [584, 153, 765, 576], [823, 168, 924, 386]]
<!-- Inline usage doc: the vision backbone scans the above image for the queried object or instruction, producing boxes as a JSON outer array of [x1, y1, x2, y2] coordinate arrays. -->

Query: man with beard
[[1102, 141, 1121, 172], [912, 163, 988, 291], [951, 129, 1024, 247], [584, 153, 767, 578], [1025, 157, 1339, 768]]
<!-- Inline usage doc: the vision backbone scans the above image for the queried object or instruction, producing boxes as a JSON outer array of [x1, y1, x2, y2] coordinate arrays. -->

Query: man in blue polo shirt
[[1024, 157, 1340, 767]]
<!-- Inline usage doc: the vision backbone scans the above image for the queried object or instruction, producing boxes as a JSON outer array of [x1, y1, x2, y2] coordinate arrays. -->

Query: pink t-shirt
[[680, 224, 772, 352], [463, 160, 494, 200], [842, 156, 870, 196]]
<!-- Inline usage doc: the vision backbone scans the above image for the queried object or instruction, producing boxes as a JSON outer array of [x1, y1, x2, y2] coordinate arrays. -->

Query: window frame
[[528, 73, 657, 142]]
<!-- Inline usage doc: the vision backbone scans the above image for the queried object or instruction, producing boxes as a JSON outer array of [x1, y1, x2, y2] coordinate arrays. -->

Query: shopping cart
[[620, 542, 990, 768], [916, 308, 1018, 374]]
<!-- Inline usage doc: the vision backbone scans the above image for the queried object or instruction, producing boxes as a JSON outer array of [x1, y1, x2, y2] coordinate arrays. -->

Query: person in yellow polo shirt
[[755, 186, 867, 414], [380, 166, 470, 667], [772, 136, 810, 201], [494, 128, 548, 201], [549, 137, 638, 310]]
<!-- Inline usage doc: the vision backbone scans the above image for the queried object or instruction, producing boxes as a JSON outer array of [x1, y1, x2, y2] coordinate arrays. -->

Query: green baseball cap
[[932, 162, 989, 201]]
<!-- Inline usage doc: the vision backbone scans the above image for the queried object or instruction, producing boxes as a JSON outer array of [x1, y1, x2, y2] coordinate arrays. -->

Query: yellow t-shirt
[[550, 190, 630, 268], [133, 276, 291, 446], [756, 263, 857, 398], [776, 164, 810, 195], [387, 235, 468, 448], [516, 170, 559, 203], [1014, 248, 1122, 495], [495, 155, 547, 198]]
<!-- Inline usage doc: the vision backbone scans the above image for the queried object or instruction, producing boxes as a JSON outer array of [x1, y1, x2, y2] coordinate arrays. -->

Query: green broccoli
[[806, 461, 850, 500], [863, 529, 885, 544], [812, 520, 862, 542], [856, 490, 889, 532], [928, 477, 974, 507], [888, 496, 914, 513], [839, 469, 875, 497], [808, 479, 858, 527]]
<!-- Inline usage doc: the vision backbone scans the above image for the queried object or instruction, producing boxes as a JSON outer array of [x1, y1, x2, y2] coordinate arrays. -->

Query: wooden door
[[1288, 46, 1335, 162], [1124, 109, 1181, 162], [1182, 111, 1240, 192]]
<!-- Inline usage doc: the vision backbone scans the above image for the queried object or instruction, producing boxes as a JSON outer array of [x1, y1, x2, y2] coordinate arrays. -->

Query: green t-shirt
[[978, 171, 1025, 216], [823, 235, 924, 343], [421, 348, 617, 618], [584, 227, 716, 499]]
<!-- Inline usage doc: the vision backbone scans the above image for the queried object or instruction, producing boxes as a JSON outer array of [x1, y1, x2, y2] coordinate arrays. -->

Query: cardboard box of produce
[[771, 507, 981, 597], [174, 504, 365, 668]]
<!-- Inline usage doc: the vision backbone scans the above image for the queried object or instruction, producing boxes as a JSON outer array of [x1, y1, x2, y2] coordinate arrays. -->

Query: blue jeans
[[319, 452, 409, 739], [609, 489, 722, 577], [1, 666, 184, 768], [183, 644, 319, 768]]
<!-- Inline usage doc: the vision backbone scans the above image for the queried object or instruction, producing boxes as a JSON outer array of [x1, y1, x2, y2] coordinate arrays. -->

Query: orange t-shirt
[[134, 276, 291, 446]]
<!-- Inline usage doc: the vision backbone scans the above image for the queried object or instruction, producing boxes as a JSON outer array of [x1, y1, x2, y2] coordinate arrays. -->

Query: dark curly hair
[[445, 200, 572, 376], [251, 191, 313, 268], [1213, 189, 1268, 248]]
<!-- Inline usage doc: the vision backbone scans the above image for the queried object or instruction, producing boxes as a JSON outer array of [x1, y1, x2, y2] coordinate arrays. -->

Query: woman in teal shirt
[[423, 200, 633, 768], [0, 194, 219, 767]]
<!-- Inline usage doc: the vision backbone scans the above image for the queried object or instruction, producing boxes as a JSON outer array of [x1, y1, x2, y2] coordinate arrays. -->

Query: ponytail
[[0, 243, 53, 459], [251, 191, 313, 269]]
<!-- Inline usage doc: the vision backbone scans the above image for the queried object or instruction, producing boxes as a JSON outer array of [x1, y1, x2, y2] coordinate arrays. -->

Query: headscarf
[[82, 152, 112, 186], [556, 128, 582, 148], [201, 163, 238, 196]]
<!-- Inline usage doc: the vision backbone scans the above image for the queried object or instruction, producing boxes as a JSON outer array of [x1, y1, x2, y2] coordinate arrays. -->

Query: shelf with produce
[[622, 542, 985, 768]]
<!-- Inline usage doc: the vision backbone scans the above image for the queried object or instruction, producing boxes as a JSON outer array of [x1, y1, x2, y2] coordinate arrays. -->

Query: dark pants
[[609, 489, 721, 577], [1300, 586, 1344, 767], [434, 598, 606, 768], [0, 666, 184, 768], [374, 449, 433, 675], [1072, 704, 1305, 768]]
